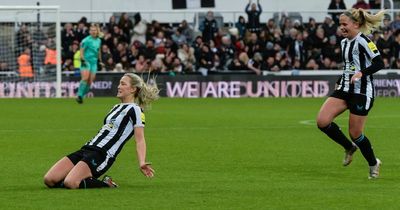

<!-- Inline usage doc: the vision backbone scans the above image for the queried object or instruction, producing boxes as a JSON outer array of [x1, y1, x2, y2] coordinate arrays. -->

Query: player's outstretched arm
[[134, 127, 155, 178]]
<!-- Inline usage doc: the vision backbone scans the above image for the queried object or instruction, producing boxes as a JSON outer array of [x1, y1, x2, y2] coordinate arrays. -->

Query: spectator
[[118, 12, 133, 38], [377, 29, 394, 60], [180, 20, 194, 44], [193, 36, 204, 64], [220, 36, 236, 69], [247, 52, 262, 75], [263, 41, 276, 58], [16, 24, 32, 56], [142, 39, 156, 60], [198, 44, 214, 75], [381, 15, 391, 31], [18, 47, 33, 79], [319, 57, 334, 70], [127, 44, 139, 69], [75, 21, 88, 42], [172, 57, 183, 73], [328, 0, 347, 24], [352, 0, 370, 9], [309, 27, 328, 57], [113, 63, 124, 72], [200, 11, 218, 43], [135, 54, 148, 73], [106, 15, 118, 32], [120, 55, 130, 70], [0, 61, 11, 72], [306, 17, 318, 35], [245, 0, 262, 34], [61, 23, 76, 55], [369, 0, 381, 9], [101, 44, 112, 66], [263, 18, 277, 39], [261, 56, 278, 71], [389, 14, 400, 31], [288, 32, 307, 69], [238, 52, 250, 70], [322, 15, 338, 37], [62, 59, 74, 71], [391, 58, 400, 68], [178, 43, 196, 72], [113, 42, 128, 64], [131, 13, 147, 45], [44, 40, 57, 74], [153, 31, 166, 48], [322, 35, 341, 64], [293, 19, 304, 32], [305, 58, 319, 70], [71, 41, 81, 74], [104, 56, 115, 71], [235, 16, 247, 39], [112, 25, 129, 44], [228, 57, 247, 70], [171, 28, 187, 46], [246, 33, 262, 58], [392, 29, 400, 59]]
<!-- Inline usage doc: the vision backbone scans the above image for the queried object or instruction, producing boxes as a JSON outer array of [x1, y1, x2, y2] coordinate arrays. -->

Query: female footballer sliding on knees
[[44, 73, 158, 189], [317, 8, 385, 179]]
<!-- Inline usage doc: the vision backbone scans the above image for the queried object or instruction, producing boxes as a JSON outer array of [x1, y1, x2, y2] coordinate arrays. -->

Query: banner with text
[[0, 74, 399, 98]]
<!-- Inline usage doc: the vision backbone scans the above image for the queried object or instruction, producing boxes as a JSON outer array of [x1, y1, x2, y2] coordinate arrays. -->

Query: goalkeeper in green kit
[[76, 23, 102, 104]]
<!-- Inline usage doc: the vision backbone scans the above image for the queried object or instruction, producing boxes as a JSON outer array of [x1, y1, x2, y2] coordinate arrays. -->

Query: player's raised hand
[[140, 163, 155, 178]]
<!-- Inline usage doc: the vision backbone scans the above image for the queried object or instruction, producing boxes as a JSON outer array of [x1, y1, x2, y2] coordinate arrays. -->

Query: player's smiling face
[[117, 76, 136, 102], [339, 15, 359, 39]]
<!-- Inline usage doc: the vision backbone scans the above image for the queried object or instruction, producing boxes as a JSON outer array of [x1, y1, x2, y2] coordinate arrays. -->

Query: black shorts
[[66, 147, 115, 178], [330, 90, 374, 116]]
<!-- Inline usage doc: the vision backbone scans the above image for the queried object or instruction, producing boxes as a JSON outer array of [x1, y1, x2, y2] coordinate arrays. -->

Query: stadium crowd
[[4, 0, 400, 77]]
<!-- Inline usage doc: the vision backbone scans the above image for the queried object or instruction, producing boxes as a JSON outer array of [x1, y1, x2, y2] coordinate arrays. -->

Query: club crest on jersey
[[106, 119, 117, 129], [345, 61, 356, 72]]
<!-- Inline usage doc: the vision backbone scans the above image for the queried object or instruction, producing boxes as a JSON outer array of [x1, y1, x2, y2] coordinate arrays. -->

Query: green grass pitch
[[0, 97, 399, 209]]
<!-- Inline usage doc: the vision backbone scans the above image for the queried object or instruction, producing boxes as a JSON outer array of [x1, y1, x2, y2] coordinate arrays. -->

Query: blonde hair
[[90, 23, 104, 38], [124, 73, 159, 111], [342, 8, 385, 35]]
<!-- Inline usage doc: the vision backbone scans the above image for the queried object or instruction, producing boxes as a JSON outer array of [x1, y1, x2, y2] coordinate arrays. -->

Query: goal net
[[0, 6, 61, 98]]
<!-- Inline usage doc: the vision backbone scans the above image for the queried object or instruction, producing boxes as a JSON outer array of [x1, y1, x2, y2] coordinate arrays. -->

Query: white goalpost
[[0, 6, 61, 98]]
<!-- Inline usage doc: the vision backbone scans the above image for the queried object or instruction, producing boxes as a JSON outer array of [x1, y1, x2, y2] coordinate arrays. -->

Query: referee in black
[[317, 8, 385, 179], [44, 73, 159, 189]]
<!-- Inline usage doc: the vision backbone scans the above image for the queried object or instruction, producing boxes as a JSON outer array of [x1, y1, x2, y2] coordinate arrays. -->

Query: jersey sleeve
[[129, 106, 145, 128], [80, 37, 88, 49], [359, 37, 380, 59]]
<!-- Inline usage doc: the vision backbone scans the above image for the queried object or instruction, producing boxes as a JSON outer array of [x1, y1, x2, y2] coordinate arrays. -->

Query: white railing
[[0, 7, 397, 26]]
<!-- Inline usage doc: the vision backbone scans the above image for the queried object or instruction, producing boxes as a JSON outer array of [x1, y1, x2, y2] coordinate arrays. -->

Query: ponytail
[[343, 8, 385, 35], [124, 73, 159, 111]]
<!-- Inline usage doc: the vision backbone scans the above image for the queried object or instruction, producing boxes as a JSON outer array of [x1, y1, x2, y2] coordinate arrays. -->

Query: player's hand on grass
[[140, 163, 155, 178]]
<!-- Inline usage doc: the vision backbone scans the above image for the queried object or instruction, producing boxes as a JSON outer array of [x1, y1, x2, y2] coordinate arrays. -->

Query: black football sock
[[318, 122, 354, 150], [79, 178, 109, 189], [353, 134, 377, 166]]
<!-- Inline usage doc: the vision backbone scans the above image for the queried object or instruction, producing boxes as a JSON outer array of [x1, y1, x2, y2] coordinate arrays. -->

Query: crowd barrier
[[1, 71, 399, 98]]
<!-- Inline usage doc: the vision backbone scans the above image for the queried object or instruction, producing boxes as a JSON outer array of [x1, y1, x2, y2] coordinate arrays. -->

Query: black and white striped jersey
[[83, 103, 145, 159], [337, 32, 380, 98]]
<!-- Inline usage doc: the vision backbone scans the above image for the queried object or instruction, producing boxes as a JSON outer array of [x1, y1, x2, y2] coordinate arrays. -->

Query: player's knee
[[63, 178, 80, 189], [316, 115, 329, 129], [349, 130, 362, 140], [43, 174, 56, 188]]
